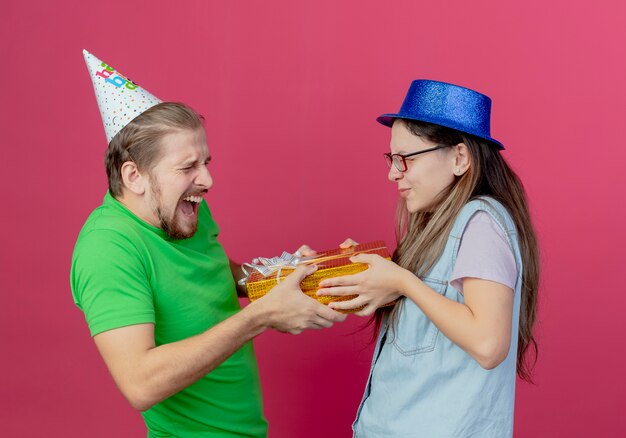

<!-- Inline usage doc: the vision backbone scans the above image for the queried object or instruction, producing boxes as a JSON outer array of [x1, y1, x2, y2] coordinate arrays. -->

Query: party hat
[[83, 49, 162, 143]]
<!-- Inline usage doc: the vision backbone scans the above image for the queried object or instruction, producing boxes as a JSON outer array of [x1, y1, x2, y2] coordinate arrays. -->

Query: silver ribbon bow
[[238, 250, 306, 286]]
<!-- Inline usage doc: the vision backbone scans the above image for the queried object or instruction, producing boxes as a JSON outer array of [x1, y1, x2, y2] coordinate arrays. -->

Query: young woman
[[317, 80, 539, 437]]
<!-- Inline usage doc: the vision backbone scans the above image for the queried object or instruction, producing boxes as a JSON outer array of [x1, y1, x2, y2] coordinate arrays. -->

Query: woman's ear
[[452, 143, 471, 176], [120, 161, 146, 195]]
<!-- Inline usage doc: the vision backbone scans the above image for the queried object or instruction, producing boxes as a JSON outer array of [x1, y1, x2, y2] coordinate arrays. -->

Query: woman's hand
[[316, 253, 409, 316]]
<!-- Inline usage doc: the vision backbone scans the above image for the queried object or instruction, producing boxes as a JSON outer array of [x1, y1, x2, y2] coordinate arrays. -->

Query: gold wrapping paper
[[245, 241, 391, 313]]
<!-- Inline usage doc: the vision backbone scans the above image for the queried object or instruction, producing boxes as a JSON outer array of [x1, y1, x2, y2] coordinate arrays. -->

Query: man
[[72, 50, 345, 437]]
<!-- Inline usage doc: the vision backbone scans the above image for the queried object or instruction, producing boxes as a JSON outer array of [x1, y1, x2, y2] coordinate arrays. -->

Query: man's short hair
[[105, 102, 205, 197]]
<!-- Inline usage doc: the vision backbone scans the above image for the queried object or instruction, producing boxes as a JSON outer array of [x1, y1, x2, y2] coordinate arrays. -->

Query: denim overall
[[353, 197, 523, 438]]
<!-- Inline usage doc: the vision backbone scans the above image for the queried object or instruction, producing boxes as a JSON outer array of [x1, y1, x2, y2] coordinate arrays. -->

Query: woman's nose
[[388, 164, 403, 182]]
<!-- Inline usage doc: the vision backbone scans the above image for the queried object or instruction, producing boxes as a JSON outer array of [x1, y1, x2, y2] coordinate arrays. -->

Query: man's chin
[[163, 219, 198, 240]]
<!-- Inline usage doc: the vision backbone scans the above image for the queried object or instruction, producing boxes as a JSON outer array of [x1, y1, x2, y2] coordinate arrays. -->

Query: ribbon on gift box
[[240, 241, 393, 312], [239, 251, 312, 285], [239, 242, 389, 285]]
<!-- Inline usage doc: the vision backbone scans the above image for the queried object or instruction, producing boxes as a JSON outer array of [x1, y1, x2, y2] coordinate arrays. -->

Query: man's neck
[[115, 192, 160, 228]]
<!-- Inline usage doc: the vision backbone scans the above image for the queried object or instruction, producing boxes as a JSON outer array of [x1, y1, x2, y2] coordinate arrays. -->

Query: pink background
[[2, 0, 625, 436]]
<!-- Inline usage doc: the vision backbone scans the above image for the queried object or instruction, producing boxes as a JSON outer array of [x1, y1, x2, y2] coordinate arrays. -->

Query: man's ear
[[120, 161, 146, 195], [452, 143, 471, 176]]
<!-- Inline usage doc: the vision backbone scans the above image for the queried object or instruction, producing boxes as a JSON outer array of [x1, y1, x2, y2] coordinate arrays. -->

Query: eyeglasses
[[384, 145, 451, 172]]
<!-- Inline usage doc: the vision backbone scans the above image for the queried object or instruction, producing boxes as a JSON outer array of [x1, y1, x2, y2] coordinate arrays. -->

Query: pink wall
[[2, 0, 625, 436]]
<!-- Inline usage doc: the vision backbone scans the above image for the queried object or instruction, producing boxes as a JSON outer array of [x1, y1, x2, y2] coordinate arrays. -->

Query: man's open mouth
[[180, 195, 202, 216]]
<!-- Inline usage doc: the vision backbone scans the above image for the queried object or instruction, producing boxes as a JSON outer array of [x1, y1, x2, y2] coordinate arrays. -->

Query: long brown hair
[[373, 119, 539, 382]]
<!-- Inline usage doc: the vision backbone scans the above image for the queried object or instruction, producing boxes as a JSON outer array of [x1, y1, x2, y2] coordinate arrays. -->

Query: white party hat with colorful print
[[83, 49, 162, 143]]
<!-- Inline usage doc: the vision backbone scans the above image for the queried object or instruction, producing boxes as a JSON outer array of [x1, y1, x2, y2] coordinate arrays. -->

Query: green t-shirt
[[71, 193, 267, 437]]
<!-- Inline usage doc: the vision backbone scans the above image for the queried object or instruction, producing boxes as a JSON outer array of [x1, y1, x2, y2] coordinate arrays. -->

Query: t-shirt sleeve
[[71, 229, 155, 336], [450, 211, 518, 294]]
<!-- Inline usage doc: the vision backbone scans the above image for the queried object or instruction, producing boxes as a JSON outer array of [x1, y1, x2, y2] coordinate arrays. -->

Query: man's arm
[[94, 265, 346, 412]]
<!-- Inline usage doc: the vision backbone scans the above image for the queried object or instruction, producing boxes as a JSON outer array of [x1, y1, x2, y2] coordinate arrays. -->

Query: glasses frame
[[384, 145, 451, 172]]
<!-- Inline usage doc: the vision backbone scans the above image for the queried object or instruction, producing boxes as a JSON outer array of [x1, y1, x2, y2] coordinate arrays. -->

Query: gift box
[[243, 241, 392, 313]]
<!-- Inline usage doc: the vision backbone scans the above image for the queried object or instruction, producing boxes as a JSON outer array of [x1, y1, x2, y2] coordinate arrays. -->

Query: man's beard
[[149, 177, 198, 240]]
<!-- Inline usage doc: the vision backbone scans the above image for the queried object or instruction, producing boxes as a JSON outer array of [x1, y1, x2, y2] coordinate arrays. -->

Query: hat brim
[[376, 114, 505, 150]]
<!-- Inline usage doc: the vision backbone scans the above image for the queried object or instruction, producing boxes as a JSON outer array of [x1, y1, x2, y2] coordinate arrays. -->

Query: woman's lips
[[399, 188, 410, 197]]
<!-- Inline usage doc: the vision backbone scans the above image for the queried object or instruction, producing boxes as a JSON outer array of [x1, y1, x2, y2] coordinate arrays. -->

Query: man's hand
[[296, 238, 358, 256], [251, 265, 347, 334], [295, 244, 317, 256], [231, 244, 320, 298], [338, 238, 358, 249]]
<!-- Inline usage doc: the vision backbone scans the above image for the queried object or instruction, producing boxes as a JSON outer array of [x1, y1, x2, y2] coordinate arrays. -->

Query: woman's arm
[[317, 255, 513, 369]]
